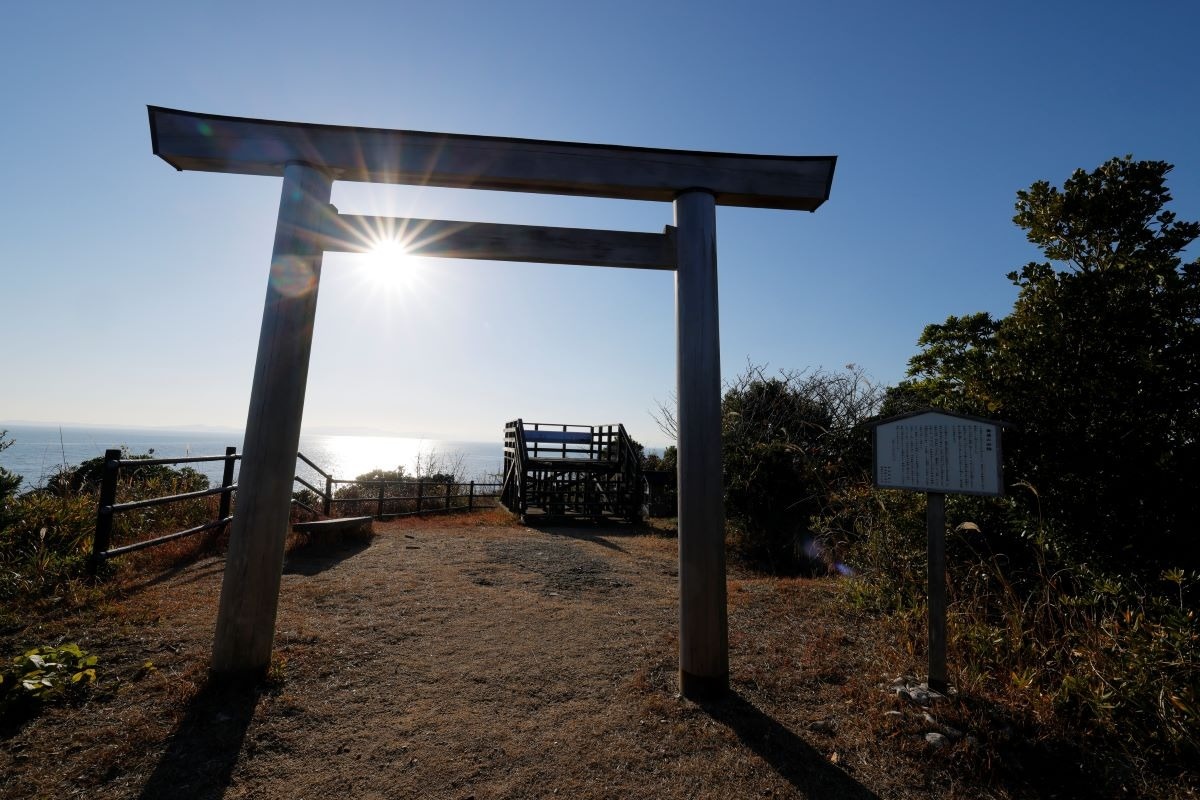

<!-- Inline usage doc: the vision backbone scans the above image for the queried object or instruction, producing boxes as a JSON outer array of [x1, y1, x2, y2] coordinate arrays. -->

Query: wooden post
[[927, 491, 948, 692], [445, 480, 452, 511], [217, 446, 237, 525], [674, 190, 728, 699], [91, 449, 122, 572], [212, 162, 332, 675], [323, 474, 332, 516]]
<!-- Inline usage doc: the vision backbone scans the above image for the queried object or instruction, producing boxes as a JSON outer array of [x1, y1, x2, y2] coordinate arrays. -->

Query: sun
[[361, 237, 417, 292]]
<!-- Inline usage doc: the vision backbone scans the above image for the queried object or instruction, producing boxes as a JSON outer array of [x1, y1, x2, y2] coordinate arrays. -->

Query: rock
[[888, 677, 947, 706], [905, 683, 946, 707], [943, 725, 964, 741], [906, 687, 934, 706], [807, 718, 837, 735], [925, 732, 948, 749]]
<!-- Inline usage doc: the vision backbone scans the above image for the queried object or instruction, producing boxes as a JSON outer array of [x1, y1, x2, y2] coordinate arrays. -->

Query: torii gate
[[148, 107, 835, 699]]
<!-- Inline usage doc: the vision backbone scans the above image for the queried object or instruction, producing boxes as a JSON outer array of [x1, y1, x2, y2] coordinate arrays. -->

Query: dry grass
[[1, 513, 1194, 798]]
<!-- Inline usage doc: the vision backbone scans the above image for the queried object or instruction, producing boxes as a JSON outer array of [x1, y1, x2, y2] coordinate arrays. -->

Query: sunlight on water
[[0, 426, 503, 491], [298, 434, 499, 483]]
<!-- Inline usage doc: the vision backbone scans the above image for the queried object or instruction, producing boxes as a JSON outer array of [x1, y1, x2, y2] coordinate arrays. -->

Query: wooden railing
[[91, 447, 239, 571], [91, 447, 501, 568], [318, 477, 501, 519]]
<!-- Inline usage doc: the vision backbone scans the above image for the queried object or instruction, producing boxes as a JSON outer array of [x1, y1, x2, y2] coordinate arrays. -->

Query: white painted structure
[[148, 107, 836, 697]]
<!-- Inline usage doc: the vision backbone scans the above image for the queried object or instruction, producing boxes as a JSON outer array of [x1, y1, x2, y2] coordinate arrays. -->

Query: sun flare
[[362, 237, 417, 292]]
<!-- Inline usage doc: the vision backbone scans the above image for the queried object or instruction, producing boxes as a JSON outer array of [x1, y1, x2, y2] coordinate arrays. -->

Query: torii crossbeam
[[149, 106, 836, 698]]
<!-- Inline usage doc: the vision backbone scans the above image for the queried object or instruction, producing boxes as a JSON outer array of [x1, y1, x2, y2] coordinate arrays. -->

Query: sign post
[[926, 490, 946, 691], [870, 409, 1008, 693]]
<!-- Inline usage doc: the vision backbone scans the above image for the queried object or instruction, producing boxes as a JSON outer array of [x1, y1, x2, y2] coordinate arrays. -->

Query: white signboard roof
[[871, 410, 1005, 496]]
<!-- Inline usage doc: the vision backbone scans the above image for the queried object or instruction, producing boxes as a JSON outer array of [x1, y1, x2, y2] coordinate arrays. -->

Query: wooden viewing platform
[[501, 420, 644, 523]]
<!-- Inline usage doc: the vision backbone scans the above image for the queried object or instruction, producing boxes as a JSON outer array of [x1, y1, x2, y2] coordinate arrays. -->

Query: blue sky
[[2, 0, 1196, 446]]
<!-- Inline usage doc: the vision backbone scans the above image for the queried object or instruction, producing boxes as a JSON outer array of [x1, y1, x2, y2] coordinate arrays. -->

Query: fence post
[[323, 474, 332, 516], [468, 481, 475, 511], [445, 480, 452, 511], [91, 449, 121, 573], [416, 479, 424, 515], [376, 480, 386, 518], [218, 446, 237, 526]]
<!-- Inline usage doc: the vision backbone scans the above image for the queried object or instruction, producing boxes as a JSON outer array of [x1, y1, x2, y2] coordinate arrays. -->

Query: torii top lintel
[[148, 106, 836, 212]]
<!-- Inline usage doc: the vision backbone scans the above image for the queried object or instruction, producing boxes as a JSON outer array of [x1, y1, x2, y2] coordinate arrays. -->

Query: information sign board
[[872, 410, 1004, 497]]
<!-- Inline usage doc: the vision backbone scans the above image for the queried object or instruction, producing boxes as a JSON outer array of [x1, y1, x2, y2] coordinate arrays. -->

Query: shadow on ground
[[137, 679, 260, 800], [119, 557, 225, 597], [282, 535, 372, 576], [535, 517, 671, 554], [703, 691, 880, 800]]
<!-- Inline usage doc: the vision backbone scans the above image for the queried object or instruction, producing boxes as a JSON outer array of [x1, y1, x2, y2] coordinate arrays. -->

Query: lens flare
[[269, 255, 317, 298], [361, 237, 421, 293]]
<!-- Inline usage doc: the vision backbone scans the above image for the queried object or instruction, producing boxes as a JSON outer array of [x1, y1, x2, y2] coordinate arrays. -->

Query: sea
[[0, 425, 505, 492]]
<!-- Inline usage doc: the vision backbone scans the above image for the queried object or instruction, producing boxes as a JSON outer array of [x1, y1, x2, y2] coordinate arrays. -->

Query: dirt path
[[3, 516, 931, 799]]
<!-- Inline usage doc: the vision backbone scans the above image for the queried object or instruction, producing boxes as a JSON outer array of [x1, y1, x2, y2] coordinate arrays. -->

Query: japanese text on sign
[[873, 412, 1003, 496]]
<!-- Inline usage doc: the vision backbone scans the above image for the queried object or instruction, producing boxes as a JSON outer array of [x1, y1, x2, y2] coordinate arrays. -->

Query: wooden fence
[[91, 448, 501, 568], [293, 452, 501, 520], [90, 447, 238, 570]]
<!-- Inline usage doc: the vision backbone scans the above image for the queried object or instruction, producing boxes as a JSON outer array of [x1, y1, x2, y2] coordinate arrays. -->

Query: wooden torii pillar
[[148, 107, 836, 697]]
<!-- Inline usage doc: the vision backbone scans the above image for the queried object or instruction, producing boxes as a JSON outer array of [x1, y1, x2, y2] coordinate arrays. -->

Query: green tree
[[0, 432, 21, 502], [642, 445, 677, 473], [902, 156, 1200, 569]]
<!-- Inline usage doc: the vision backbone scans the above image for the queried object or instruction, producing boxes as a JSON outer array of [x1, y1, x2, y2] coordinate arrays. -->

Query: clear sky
[[2, 1, 1196, 446]]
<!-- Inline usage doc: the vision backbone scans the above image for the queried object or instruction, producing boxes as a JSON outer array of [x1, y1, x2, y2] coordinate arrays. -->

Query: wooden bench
[[292, 516, 374, 536], [522, 430, 593, 444], [522, 428, 608, 465]]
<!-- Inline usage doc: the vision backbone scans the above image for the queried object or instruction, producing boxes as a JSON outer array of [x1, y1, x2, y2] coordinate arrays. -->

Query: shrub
[[719, 364, 883, 572], [0, 446, 219, 603], [46, 449, 208, 496], [0, 431, 20, 497], [332, 456, 471, 518], [815, 481, 1200, 774]]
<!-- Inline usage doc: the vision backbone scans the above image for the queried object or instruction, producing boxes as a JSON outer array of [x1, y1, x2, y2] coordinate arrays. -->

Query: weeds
[[0, 642, 97, 716], [815, 478, 1200, 790], [0, 451, 223, 607]]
